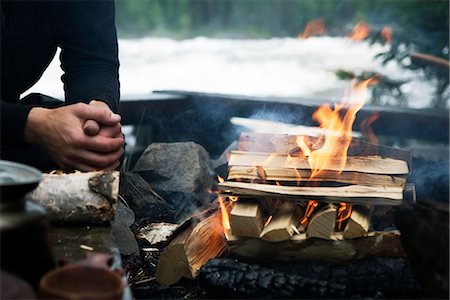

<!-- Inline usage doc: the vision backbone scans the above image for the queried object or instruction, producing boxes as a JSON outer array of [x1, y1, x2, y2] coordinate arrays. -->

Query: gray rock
[[111, 201, 139, 256], [132, 142, 214, 221]]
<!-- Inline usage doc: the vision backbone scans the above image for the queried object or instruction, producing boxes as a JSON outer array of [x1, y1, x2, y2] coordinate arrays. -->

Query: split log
[[259, 201, 303, 242], [228, 165, 407, 187], [343, 206, 372, 239], [228, 151, 409, 175], [218, 181, 404, 205], [26, 171, 119, 223], [155, 226, 194, 285], [237, 132, 412, 163], [230, 200, 263, 238], [155, 211, 227, 285], [306, 204, 337, 240], [227, 231, 405, 262]]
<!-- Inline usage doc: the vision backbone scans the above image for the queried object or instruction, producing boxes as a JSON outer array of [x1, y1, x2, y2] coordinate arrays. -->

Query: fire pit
[[118, 86, 448, 299]]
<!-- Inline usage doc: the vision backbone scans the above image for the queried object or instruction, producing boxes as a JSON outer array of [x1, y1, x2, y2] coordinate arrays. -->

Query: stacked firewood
[[217, 132, 413, 255]]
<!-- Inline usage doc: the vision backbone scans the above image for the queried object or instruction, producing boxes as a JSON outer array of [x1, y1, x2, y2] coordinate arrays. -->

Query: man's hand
[[83, 100, 121, 138], [24, 103, 125, 171]]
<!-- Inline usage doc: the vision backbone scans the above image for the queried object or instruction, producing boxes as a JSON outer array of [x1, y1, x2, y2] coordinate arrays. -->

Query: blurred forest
[[116, 0, 448, 52], [115, 0, 449, 108]]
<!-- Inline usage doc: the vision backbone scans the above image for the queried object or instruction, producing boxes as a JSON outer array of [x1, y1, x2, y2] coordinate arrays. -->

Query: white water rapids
[[25, 36, 440, 108]]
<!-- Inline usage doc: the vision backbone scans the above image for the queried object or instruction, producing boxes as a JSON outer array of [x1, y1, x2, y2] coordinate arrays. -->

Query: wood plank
[[238, 132, 412, 163], [228, 151, 409, 175], [230, 201, 264, 238], [218, 181, 404, 205], [228, 166, 407, 187]]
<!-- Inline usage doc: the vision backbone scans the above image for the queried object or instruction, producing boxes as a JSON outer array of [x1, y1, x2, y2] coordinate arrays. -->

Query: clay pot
[[39, 253, 123, 300]]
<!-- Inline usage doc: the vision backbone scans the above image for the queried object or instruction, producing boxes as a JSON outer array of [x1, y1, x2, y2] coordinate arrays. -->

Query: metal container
[[0, 160, 55, 289]]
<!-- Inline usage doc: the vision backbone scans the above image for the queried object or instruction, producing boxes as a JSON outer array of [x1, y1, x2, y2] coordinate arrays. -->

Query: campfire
[[154, 79, 414, 288]]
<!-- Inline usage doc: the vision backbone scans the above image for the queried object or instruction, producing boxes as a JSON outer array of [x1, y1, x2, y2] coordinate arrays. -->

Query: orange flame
[[360, 112, 379, 144], [380, 26, 393, 44], [299, 200, 319, 226], [299, 18, 326, 39], [218, 196, 231, 239], [264, 215, 273, 227], [297, 79, 372, 179], [350, 21, 371, 41], [336, 202, 353, 231], [229, 196, 239, 202]]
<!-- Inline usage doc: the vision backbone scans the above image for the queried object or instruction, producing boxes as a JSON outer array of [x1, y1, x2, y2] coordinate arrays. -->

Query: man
[[1, 0, 124, 171]]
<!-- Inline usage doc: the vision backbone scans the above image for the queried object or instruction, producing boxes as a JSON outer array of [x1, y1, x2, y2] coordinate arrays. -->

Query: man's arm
[[57, 0, 120, 112], [0, 102, 34, 146]]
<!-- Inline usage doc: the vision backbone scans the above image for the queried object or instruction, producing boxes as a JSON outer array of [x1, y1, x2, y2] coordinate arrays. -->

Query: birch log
[[26, 171, 119, 223]]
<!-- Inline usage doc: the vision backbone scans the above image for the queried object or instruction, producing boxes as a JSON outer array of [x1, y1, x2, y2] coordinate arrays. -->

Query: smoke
[[409, 157, 449, 203]]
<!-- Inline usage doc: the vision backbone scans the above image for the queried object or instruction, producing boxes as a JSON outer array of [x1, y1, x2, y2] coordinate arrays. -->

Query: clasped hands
[[25, 100, 125, 171]]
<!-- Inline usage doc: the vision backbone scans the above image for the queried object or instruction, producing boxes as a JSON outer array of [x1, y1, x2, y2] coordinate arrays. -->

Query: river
[[24, 36, 441, 109]]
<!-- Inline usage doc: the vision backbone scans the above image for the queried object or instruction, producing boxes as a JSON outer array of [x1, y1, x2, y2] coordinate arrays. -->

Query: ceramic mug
[[39, 253, 124, 300]]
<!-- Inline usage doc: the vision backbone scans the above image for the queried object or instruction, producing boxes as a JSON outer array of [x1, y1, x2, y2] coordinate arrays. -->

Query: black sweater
[[1, 0, 120, 146]]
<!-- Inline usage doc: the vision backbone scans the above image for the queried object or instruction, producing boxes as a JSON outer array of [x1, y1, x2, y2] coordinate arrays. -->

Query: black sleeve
[[0, 102, 33, 146], [57, 0, 120, 113]]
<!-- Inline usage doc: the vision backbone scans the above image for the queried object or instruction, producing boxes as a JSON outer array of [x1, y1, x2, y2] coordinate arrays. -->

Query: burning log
[[343, 205, 372, 239], [237, 132, 411, 163], [228, 151, 409, 175], [227, 231, 405, 263], [259, 201, 303, 242], [155, 208, 227, 285], [228, 166, 407, 187], [218, 181, 404, 205], [306, 204, 337, 240], [26, 171, 119, 223], [229, 200, 263, 238]]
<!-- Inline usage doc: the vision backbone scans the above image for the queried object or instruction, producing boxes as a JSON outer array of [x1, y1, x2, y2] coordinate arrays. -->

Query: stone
[[111, 202, 139, 256], [132, 142, 214, 222]]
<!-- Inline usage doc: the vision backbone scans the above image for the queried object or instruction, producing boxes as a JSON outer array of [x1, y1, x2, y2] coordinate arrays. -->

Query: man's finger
[[74, 148, 124, 168], [82, 135, 125, 153], [75, 103, 121, 126], [83, 120, 101, 136]]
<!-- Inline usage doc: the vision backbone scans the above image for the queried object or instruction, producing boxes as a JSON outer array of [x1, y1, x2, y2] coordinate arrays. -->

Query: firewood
[[343, 206, 372, 239], [238, 132, 411, 163], [218, 181, 404, 205], [156, 212, 227, 285], [155, 226, 194, 285], [26, 171, 119, 223], [259, 201, 303, 242], [306, 204, 338, 240], [230, 200, 263, 238], [227, 231, 404, 262], [228, 166, 407, 187], [228, 151, 409, 175]]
